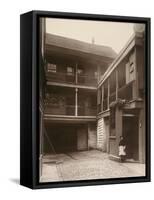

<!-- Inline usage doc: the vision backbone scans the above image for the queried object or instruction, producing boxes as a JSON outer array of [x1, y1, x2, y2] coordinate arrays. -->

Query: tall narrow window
[[67, 66, 74, 76], [126, 51, 136, 84], [77, 68, 84, 75], [47, 63, 57, 73]]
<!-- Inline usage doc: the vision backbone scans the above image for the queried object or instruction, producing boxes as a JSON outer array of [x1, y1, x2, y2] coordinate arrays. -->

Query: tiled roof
[[46, 33, 117, 59]]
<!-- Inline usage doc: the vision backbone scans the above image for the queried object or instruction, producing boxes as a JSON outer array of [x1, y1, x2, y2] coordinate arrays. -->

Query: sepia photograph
[[38, 16, 147, 183]]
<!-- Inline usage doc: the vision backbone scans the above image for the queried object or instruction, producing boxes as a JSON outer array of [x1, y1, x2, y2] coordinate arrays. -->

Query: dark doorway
[[44, 124, 77, 154], [123, 115, 139, 161]]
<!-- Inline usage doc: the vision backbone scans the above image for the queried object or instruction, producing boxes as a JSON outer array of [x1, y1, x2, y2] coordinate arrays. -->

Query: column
[[107, 79, 110, 109], [116, 69, 118, 100], [115, 107, 123, 156], [75, 63, 78, 84], [133, 47, 139, 99], [39, 106, 44, 178], [97, 65, 100, 81], [101, 85, 104, 112], [139, 107, 145, 163], [75, 88, 78, 116]]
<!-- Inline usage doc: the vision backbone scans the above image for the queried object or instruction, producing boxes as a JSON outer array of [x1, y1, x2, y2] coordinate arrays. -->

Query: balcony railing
[[44, 103, 97, 116], [78, 106, 97, 116], [46, 71, 97, 86], [46, 72, 75, 84], [77, 74, 97, 86], [44, 103, 75, 115], [97, 82, 134, 113]]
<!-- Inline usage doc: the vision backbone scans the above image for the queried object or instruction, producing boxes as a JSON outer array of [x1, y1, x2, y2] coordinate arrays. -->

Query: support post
[[107, 79, 110, 109], [75, 88, 78, 116], [133, 47, 139, 99], [101, 85, 104, 112], [75, 63, 78, 84], [116, 69, 118, 100]]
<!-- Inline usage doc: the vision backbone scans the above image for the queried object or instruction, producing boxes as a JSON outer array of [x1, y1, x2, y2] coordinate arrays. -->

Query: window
[[129, 62, 134, 73], [47, 63, 57, 73], [67, 66, 74, 76], [126, 51, 136, 84], [94, 71, 98, 78], [77, 68, 84, 75]]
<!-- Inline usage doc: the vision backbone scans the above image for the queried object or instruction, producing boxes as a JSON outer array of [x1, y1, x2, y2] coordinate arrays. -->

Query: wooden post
[[75, 88, 78, 116], [133, 47, 139, 99], [75, 63, 78, 84], [101, 85, 104, 112], [107, 79, 110, 109], [39, 104, 44, 179], [116, 69, 118, 100], [97, 65, 100, 81]]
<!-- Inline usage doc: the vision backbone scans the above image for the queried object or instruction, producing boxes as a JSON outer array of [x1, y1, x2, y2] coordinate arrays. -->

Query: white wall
[[0, 0, 153, 199]]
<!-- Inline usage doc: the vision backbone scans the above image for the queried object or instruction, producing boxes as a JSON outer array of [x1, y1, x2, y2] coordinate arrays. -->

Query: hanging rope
[[44, 128, 56, 154], [43, 128, 64, 181]]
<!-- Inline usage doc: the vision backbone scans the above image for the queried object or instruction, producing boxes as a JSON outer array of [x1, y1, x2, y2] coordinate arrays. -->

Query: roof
[[45, 33, 117, 59]]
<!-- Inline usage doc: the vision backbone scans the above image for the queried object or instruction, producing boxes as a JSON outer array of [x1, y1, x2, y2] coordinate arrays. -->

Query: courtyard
[[40, 150, 145, 182]]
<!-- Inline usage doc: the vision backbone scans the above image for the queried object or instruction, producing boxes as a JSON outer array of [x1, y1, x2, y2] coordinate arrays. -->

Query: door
[[123, 115, 139, 160], [44, 124, 77, 154]]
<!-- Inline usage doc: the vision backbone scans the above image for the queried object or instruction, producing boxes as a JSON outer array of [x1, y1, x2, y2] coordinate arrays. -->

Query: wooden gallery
[[39, 19, 145, 165]]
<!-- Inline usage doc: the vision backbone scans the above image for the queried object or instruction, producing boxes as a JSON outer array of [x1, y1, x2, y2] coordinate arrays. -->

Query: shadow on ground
[[9, 178, 20, 185]]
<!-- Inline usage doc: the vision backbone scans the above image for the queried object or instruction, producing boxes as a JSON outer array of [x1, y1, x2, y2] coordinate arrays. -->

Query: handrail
[[45, 103, 97, 109], [46, 71, 97, 79]]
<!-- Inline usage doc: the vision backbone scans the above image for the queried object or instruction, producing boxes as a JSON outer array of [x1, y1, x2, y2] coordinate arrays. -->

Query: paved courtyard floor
[[40, 150, 145, 183]]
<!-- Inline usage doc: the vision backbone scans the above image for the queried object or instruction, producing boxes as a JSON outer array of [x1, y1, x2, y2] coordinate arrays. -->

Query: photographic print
[[39, 17, 148, 183], [20, 11, 150, 189]]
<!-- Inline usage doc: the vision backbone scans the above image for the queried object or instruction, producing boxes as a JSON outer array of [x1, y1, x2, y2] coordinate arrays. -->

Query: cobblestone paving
[[40, 150, 145, 182]]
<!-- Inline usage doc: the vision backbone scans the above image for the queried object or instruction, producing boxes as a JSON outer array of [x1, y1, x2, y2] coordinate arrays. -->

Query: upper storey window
[[77, 68, 84, 75], [94, 71, 98, 79], [47, 63, 57, 73], [126, 51, 136, 84], [67, 66, 74, 76]]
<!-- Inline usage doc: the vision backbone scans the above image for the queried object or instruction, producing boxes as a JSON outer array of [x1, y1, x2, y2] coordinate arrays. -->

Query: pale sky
[[46, 18, 135, 54]]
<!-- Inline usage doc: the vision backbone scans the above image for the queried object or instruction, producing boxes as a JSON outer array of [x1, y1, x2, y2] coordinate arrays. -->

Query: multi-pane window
[[77, 68, 84, 75], [47, 63, 57, 73], [126, 51, 136, 84], [67, 66, 74, 76]]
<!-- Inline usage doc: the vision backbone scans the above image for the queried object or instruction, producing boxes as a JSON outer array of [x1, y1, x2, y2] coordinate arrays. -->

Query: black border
[[20, 10, 151, 189]]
